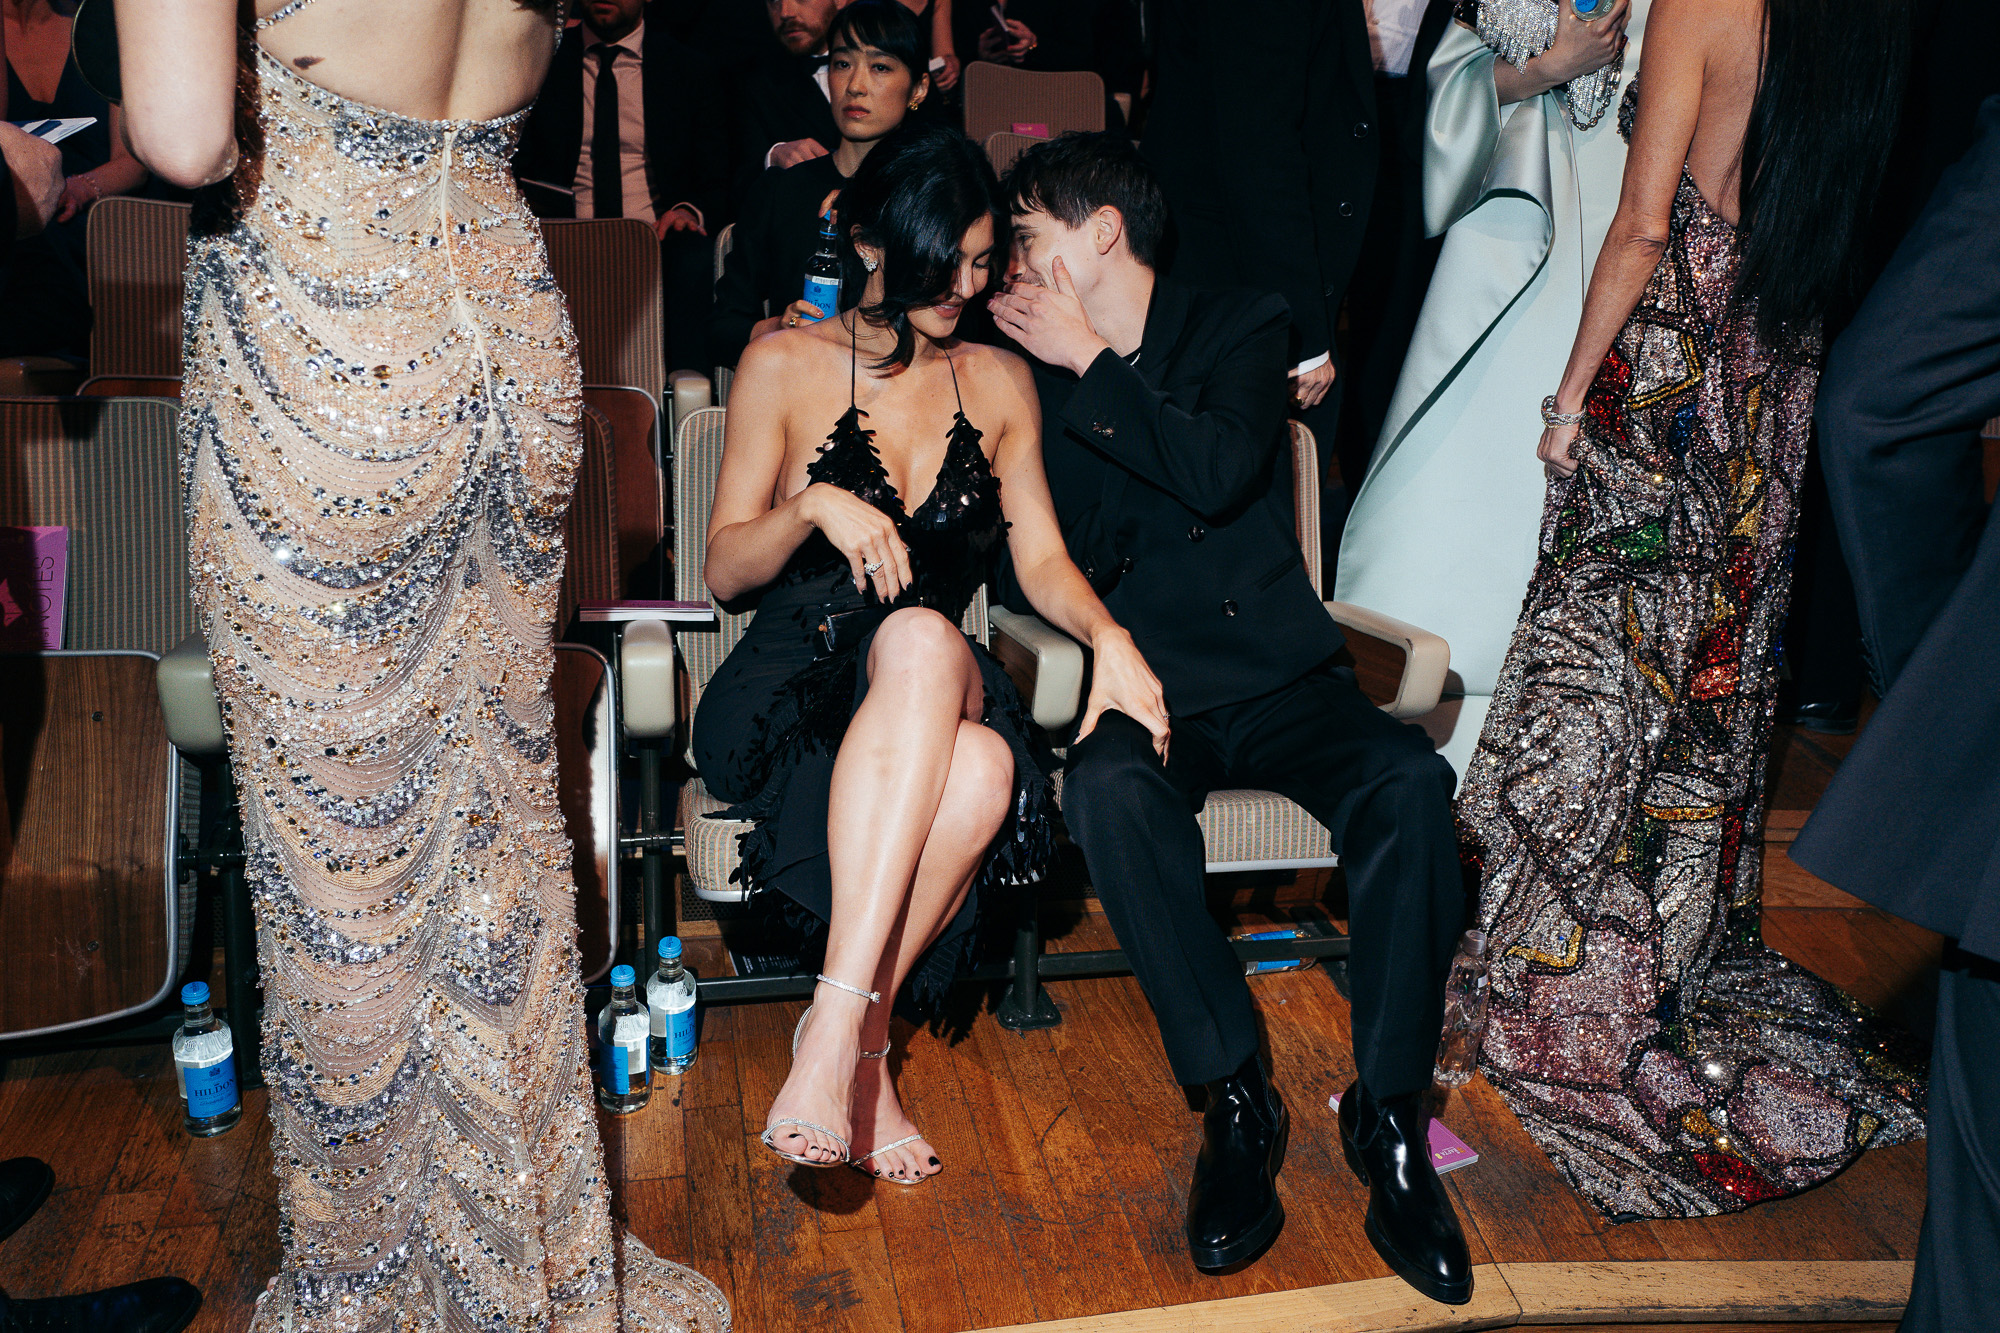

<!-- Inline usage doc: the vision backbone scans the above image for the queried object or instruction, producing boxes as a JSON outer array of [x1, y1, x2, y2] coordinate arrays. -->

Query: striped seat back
[[583, 384, 666, 596], [541, 218, 664, 405], [962, 64, 1105, 146], [1290, 421, 1322, 599], [983, 131, 1043, 176], [86, 199, 191, 379], [560, 404, 621, 628], [0, 397, 191, 653]]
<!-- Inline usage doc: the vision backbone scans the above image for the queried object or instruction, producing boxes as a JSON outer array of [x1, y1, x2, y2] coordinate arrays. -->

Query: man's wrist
[[1069, 339, 1113, 377]]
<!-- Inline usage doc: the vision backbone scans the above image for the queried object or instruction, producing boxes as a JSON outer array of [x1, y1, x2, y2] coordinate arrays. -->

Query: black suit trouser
[[661, 227, 713, 376], [1061, 665, 1464, 1093]]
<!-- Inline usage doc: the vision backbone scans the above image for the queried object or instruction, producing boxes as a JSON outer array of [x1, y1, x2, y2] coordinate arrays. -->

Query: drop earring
[[863, 256, 879, 272]]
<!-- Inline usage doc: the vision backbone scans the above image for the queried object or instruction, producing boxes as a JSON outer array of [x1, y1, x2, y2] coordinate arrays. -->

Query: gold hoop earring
[[908, 98, 922, 110]]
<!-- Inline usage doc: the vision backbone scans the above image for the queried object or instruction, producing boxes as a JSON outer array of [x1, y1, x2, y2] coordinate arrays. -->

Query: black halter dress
[[691, 337, 1054, 1009]]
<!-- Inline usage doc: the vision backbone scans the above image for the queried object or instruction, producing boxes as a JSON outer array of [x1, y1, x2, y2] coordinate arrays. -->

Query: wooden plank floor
[[0, 722, 1938, 1330]]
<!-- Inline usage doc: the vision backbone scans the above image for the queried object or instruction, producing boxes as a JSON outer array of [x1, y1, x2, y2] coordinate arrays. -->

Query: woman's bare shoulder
[[948, 339, 1038, 396]]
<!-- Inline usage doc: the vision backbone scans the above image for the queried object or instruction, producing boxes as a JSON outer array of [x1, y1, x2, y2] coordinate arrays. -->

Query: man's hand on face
[[989, 255, 1110, 377]]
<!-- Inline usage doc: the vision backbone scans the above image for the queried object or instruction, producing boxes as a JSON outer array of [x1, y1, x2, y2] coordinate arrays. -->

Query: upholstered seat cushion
[[680, 778, 754, 902]]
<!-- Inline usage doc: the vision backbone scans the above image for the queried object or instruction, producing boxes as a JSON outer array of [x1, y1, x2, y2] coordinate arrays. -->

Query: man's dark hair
[[1003, 132, 1167, 269], [828, 0, 926, 80]]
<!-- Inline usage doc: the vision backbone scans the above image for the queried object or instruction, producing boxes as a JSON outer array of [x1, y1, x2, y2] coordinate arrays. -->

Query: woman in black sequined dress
[[696, 124, 1167, 1184]]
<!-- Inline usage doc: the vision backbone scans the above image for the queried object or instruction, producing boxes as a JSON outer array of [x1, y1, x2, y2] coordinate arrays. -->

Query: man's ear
[[1092, 205, 1126, 258]]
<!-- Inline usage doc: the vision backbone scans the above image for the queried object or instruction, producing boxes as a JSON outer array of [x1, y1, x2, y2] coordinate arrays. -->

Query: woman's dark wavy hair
[[828, 0, 927, 81], [838, 121, 1007, 370], [1736, 0, 1909, 340]]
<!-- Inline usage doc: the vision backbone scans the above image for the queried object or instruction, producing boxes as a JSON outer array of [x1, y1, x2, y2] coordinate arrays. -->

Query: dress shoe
[[1338, 1081, 1472, 1305], [1779, 698, 1858, 735], [0, 1158, 54, 1245], [0, 1277, 200, 1332], [1186, 1054, 1288, 1270]]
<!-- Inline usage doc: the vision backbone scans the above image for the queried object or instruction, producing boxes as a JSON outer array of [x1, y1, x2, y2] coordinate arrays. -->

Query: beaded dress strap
[[254, 0, 326, 29]]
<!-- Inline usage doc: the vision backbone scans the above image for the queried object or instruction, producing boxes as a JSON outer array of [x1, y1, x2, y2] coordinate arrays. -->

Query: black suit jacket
[[1791, 95, 2000, 962], [708, 155, 846, 368], [1013, 281, 1343, 716], [1143, 0, 1450, 366], [514, 17, 727, 224], [735, 51, 840, 202]]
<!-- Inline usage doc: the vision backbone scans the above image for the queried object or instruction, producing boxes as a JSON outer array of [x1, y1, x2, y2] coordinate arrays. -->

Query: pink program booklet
[[0, 526, 67, 651], [1328, 1093, 1480, 1174]]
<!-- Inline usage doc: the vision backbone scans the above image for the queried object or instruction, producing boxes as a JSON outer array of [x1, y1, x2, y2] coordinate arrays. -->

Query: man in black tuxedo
[[1792, 94, 2000, 1333], [991, 134, 1470, 1302], [1142, 0, 1451, 531], [515, 0, 728, 372], [735, 0, 842, 197]]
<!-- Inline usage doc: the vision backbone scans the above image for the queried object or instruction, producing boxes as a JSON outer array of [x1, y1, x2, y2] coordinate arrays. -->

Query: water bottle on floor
[[1433, 929, 1491, 1089], [596, 965, 651, 1114], [648, 936, 699, 1076], [173, 982, 241, 1137]]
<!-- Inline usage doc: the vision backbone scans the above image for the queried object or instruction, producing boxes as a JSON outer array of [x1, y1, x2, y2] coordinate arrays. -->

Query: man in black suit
[[515, 0, 729, 372], [991, 134, 1470, 1302], [735, 0, 842, 197], [1792, 95, 2000, 1333], [1141, 0, 1451, 530]]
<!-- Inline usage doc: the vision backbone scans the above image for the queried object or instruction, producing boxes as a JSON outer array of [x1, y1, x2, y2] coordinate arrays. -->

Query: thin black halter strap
[[846, 314, 964, 413]]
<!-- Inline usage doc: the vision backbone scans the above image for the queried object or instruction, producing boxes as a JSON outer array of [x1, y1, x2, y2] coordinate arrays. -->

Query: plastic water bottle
[[595, 965, 651, 1114], [801, 212, 842, 321], [173, 982, 241, 1137], [647, 936, 699, 1075], [1433, 930, 1491, 1089]]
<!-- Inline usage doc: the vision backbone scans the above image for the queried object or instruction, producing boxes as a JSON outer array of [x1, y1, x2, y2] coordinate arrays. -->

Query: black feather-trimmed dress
[[691, 368, 1054, 1010]]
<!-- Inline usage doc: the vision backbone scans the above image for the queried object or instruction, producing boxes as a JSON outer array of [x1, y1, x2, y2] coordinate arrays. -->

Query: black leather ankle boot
[[1338, 1081, 1472, 1305], [1186, 1053, 1288, 1270], [0, 1157, 54, 1244], [0, 1277, 201, 1332]]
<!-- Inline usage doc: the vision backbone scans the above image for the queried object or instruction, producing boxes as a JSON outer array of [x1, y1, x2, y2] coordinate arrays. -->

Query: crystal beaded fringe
[[1474, 0, 1625, 132]]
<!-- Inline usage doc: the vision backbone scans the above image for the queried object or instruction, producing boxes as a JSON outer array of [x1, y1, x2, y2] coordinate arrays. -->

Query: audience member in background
[[737, 0, 842, 194], [0, 1155, 201, 1331], [697, 123, 1165, 1185], [958, 0, 1142, 132], [892, 0, 958, 93], [1143, 0, 1422, 505], [1329, 0, 1456, 542], [710, 0, 928, 369], [515, 0, 728, 372], [0, 121, 61, 249], [1777, 0, 2000, 737], [1461, 0, 1926, 1220], [1793, 92, 2000, 1333], [993, 134, 1471, 1302], [1336, 0, 1634, 779], [0, 0, 149, 361]]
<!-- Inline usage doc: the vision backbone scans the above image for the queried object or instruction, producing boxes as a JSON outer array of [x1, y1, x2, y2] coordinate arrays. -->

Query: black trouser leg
[[1222, 669, 1465, 1099], [660, 227, 713, 375], [1062, 712, 1254, 1087], [1900, 946, 2000, 1332], [1784, 449, 1865, 708]]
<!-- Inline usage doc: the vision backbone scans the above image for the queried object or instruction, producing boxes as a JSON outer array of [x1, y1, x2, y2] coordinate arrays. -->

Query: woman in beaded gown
[[696, 123, 1166, 1183], [121, 1, 729, 1327], [1458, 0, 1925, 1219]]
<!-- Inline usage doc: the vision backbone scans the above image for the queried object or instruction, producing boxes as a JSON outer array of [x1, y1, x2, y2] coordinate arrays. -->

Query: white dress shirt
[[1364, 0, 1429, 77], [573, 19, 703, 228]]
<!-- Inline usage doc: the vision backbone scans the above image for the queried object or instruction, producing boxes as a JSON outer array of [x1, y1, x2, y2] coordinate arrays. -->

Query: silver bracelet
[[1541, 395, 1586, 428]]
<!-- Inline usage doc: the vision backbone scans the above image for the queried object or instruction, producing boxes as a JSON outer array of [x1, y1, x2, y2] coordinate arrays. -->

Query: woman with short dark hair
[[698, 121, 1166, 1183]]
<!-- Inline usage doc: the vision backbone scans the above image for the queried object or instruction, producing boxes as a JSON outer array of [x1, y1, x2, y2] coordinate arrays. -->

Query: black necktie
[[591, 43, 623, 219]]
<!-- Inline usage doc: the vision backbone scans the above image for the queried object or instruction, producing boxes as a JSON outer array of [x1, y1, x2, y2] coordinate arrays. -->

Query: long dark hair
[[1736, 0, 1909, 339], [838, 121, 1007, 370]]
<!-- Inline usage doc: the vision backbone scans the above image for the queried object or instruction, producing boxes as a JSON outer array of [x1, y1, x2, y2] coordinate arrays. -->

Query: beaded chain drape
[[180, 26, 728, 1332]]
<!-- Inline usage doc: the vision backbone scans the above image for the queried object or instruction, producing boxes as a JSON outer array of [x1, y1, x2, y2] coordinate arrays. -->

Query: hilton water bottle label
[[602, 1014, 649, 1094], [179, 1049, 239, 1119], [801, 275, 840, 322]]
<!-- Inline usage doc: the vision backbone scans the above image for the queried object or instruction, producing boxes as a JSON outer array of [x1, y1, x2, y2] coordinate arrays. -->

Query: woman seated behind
[[697, 120, 1166, 1183], [709, 0, 928, 369]]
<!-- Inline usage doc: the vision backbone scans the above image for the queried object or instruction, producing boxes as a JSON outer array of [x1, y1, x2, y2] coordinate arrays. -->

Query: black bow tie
[[806, 52, 831, 69]]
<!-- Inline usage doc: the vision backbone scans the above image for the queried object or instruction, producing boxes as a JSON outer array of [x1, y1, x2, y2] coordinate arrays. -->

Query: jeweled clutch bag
[[1457, 0, 1625, 132]]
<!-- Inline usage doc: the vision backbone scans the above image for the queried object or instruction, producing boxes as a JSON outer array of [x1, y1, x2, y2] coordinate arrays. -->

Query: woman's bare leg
[[762, 609, 985, 1164], [850, 719, 1014, 1179]]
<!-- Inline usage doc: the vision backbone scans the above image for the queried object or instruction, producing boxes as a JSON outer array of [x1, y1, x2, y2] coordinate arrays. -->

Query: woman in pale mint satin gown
[[1335, 1, 1640, 779]]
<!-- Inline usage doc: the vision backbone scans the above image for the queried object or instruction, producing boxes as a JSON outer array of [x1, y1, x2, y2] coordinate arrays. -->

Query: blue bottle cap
[[610, 965, 636, 987], [658, 936, 683, 959], [181, 981, 210, 1006]]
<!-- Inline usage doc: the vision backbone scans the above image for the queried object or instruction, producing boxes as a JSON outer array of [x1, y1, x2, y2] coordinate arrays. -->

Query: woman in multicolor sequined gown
[[122, 2, 729, 1327], [1459, 0, 1926, 1219]]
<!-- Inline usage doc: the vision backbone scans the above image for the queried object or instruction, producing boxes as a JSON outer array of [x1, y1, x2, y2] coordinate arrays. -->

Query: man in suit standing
[[515, 0, 729, 373], [991, 134, 1471, 1302], [1142, 0, 1451, 542], [736, 0, 843, 194], [1791, 95, 2000, 1333]]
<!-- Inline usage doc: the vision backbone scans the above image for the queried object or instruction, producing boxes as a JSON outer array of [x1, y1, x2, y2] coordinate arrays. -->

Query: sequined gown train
[[1457, 159, 1927, 1219], [180, 10, 729, 1329]]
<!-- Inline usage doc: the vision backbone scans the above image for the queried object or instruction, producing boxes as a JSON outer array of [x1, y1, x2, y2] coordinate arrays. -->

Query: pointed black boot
[[1338, 1081, 1472, 1305], [1186, 1054, 1288, 1270], [0, 1277, 201, 1333], [0, 1157, 54, 1244]]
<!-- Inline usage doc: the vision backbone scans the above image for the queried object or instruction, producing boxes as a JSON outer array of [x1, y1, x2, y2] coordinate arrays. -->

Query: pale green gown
[[1334, 6, 1648, 781]]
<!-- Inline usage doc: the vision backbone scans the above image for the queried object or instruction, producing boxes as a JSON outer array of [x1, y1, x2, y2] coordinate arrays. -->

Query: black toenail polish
[[928, 1156, 940, 1166]]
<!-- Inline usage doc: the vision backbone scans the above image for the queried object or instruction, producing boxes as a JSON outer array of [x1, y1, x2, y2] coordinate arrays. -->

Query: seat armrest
[[1324, 601, 1450, 719], [668, 371, 712, 433], [156, 631, 228, 758], [620, 619, 677, 739], [987, 606, 1085, 733]]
